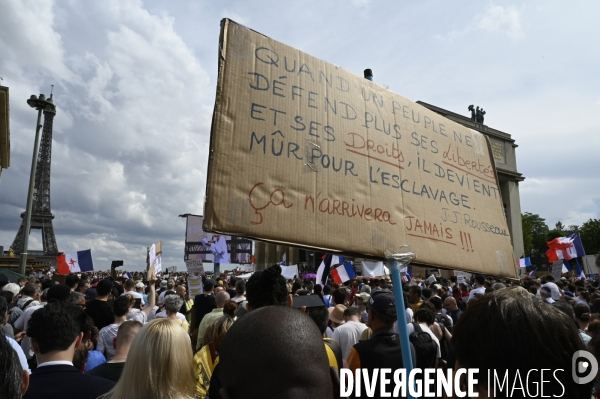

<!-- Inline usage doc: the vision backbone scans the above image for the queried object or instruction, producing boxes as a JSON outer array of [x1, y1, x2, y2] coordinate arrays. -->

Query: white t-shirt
[[13, 303, 46, 358], [407, 322, 442, 359], [232, 296, 246, 304], [126, 309, 148, 324], [405, 308, 414, 324], [121, 290, 145, 306], [332, 320, 368, 360], [542, 282, 561, 301], [6, 335, 30, 374], [97, 323, 120, 361], [467, 287, 486, 303], [151, 310, 186, 321]]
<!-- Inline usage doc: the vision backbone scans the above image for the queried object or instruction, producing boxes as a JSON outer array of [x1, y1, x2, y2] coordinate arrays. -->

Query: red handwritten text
[[248, 182, 293, 225], [304, 193, 396, 225]]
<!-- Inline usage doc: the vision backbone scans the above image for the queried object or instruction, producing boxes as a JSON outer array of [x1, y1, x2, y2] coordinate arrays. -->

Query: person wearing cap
[[135, 282, 148, 305], [121, 279, 145, 306], [467, 275, 486, 303], [332, 307, 368, 360], [326, 304, 346, 338], [347, 290, 416, 393], [354, 292, 370, 323], [540, 286, 555, 304], [85, 279, 115, 331]]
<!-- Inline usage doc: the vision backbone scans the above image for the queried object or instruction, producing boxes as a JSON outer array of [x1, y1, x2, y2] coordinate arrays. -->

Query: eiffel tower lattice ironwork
[[11, 97, 60, 261]]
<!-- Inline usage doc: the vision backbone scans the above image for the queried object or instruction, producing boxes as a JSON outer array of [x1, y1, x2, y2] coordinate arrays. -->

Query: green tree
[[521, 213, 550, 254], [522, 214, 533, 255], [580, 218, 600, 255], [555, 221, 565, 231]]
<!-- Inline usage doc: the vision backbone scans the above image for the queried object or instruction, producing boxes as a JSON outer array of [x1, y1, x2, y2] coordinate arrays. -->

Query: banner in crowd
[[280, 265, 299, 280], [185, 259, 205, 296], [203, 19, 517, 278]]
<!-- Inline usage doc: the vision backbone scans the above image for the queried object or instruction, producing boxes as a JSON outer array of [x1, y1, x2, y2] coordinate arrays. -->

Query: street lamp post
[[18, 94, 53, 275]]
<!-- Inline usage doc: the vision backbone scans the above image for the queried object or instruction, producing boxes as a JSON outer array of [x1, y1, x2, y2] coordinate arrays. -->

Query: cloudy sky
[[1, 0, 598, 271]]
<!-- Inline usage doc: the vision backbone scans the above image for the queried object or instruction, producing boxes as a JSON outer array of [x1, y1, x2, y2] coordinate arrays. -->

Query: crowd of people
[[1, 264, 599, 398]]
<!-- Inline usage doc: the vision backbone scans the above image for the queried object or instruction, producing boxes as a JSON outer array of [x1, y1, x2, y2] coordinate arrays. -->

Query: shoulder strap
[[412, 322, 424, 334], [20, 299, 34, 310], [323, 338, 343, 370]]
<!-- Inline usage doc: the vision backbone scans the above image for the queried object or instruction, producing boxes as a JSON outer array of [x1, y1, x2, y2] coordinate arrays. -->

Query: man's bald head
[[210, 306, 337, 399], [215, 291, 230, 307], [444, 296, 457, 312]]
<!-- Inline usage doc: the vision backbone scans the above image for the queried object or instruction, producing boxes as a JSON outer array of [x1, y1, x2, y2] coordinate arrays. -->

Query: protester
[[196, 291, 230, 350], [24, 301, 115, 399], [0, 334, 28, 399], [121, 279, 145, 306], [16, 283, 41, 311], [231, 279, 246, 304], [346, 290, 416, 397], [164, 294, 189, 332], [99, 319, 195, 399], [467, 274, 486, 302], [97, 296, 132, 361], [208, 306, 338, 399], [194, 315, 235, 398], [125, 274, 157, 324], [192, 279, 216, 337], [327, 304, 346, 338], [0, 296, 29, 374], [85, 279, 115, 330], [407, 286, 423, 312], [453, 287, 591, 398], [88, 321, 142, 382], [332, 307, 368, 360]]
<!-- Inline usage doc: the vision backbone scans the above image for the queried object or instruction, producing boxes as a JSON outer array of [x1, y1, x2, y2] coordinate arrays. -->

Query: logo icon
[[572, 350, 598, 384]]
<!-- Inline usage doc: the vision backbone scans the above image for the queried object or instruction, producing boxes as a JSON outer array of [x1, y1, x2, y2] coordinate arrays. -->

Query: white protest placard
[[186, 259, 205, 296], [280, 265, 299, 280], [552, 261, 563, 281], [362, 261, 385, 277]]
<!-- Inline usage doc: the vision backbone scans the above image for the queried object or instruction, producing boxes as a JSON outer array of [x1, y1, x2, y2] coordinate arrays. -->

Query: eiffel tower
[[11, 94, 60, 265]]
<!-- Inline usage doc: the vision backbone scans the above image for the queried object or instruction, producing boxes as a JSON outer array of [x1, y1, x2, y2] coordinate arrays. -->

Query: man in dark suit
[[24, 301, 115, 399]]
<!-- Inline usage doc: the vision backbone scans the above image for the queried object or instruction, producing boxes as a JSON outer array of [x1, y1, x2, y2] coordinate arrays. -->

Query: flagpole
[[388, 256, 416, 399]]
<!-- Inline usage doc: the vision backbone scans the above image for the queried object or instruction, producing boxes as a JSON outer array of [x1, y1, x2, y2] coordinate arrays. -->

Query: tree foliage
[[521, 213, 550, 254], [580, 218, 600, 255]]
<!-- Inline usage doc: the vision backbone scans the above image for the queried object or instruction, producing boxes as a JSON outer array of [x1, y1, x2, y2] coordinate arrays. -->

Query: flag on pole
[[567, 233, 586, 257], [400, 266, 412, 282], [280, 253, 286, 266], [316, 254, 343, 286], [575, 258, 586, 280], [526, 267, 537, 279], [518, 257, 532, 268], [56, 249, 94, 275], [122, 272, 132, 279], [562, 259, 572, 274], [331, 261, 357, 284]]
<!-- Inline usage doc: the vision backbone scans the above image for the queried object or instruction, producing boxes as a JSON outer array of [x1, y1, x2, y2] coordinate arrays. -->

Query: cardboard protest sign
[[203, 19, 517, 278]]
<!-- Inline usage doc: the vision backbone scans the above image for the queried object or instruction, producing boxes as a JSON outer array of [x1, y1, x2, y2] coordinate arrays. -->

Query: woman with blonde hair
[[100, 318, 195, 399], [194, 315, 235, 398]]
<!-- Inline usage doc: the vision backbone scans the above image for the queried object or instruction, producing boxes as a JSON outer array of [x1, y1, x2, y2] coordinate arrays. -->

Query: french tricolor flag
[[316, 254, 343, 286], [525, 267, 537, 279], [331, 261, 356, 284], [518, 257, 532, 268], [56, 249, 94, 275]]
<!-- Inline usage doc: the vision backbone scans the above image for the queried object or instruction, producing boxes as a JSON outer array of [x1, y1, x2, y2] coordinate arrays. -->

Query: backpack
[[434, 313, 453, 332], [323, 338, 343, 371], [409, 323, 438, 369]]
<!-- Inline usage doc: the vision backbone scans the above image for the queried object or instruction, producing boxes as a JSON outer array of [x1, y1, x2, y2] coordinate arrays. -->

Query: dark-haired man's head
[[331, 287, 347, 307], [245, 265, 291, 311], [409, 286, 422, 303], [47, 284, 72, 303], [429, 296, 443, 311], [203, 279, 215, 293], [414, 307, 435, 325], [210, 306, 337, 398], [27, 302, 84, 361], [421, 287, 432, 300], [306, 305, 330, 335], [235, 279, 245, 296], [65, 274, 80, 290], [453, 288, 591, 399], [343, 306, 362, 322], [113, 295, 132, 317], [474, 275, 485, 287]]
